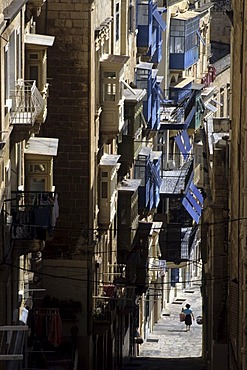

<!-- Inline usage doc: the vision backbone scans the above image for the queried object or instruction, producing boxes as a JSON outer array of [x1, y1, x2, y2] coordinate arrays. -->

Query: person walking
[[183, 303, 195, 331]]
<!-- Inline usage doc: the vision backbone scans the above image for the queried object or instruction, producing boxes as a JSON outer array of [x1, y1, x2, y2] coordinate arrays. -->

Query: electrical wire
[[2, 214, 245, 233], [2, 261, 229, 288]]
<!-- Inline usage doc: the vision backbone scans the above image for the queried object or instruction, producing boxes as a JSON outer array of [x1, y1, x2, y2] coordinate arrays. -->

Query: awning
[[99, 153, 121, 167], [123, 87, 146, 102], [196, 30, 206, 46], [173, 11, 200, 21], [186, 192, 202, 215], [4, 0, 28, 21], [24, 34, 55, 47], [175, 130, 192, 160], [121, 79, 137, 95], [160, 159, 193, 197], [172, 77, 194, 89], [24, 137, 59, 156], [182, 197, 200, 224], [182, 182, 203, 224], [190, 182, 204, 204], [153, 9, 167, 31], [205, 102, 218, 113], [210, 98, 223, 107], [118, 179, 141, 193]]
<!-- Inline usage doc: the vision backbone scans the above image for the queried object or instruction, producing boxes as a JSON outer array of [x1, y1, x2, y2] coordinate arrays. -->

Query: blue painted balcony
[[159, 85, 197, 131], [135, 63, 162, 129], [160, 160, 204, 225], [169, 12, 200, 70], [137, 0, 166, 62], [134, 147, 162, 211], [159, 223, 198, 267]]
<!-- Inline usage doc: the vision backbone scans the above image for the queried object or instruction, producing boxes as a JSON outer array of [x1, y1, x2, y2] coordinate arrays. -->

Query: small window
[[101, 182, 108, 198], [29, 164, 46, 173], [101, 171, 108, 178], [220, 93, 224, 117], [104, 71, 116, 79], [227, 86, 230, 117], [26, 50, 45, 91], [103, 83, 116, 101], [29, 53, 39, 60]]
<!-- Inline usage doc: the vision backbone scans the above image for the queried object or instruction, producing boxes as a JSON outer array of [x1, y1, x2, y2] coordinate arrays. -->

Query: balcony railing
[[92, 295, 117, 334], [0, 324, 28, 363], [10, 80, 44, 125], [160, 104, 185, 129], [10, 191, 58, 241]]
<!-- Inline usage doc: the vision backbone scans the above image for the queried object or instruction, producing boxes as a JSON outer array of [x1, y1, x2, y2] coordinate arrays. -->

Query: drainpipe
[[240, 2, 247, 369], [241, 1, 247, 370]]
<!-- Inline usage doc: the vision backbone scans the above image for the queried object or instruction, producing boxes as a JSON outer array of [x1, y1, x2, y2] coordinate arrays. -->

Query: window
[[137, 3, 149, 26], [170, 36, 184, 53], [116, 3, 120, 41], [29, 178, 46, 192], [104, 71, 116, 79], [29, 66, 39, 83], [227, 85, 230, 117], [16, 28, 21, 80], [9, 32, 16, 93], [128, 1, 134, 33], [103, 83, 116, 101], [101, 182, 108, 198], [220, 93, 224, 117], [29, 164, 47, 173], [102, 71, 117, 102], [4, 45, 9, 100], [26, 51, 43, 90], [25, 157, 52, 192], [170, 17, 199, 54], [101, 171, 108, 178], [4, 30, 17, 102]]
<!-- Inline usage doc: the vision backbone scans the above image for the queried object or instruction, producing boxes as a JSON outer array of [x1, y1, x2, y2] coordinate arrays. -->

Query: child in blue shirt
[[183, 303, 195, 331]]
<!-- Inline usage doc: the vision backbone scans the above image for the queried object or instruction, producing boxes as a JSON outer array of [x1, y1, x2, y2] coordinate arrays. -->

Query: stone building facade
[[228, 1, 247, 369]]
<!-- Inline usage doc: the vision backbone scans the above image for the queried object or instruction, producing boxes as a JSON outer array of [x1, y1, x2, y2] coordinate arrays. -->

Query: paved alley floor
[[121, 280, 205, 370]]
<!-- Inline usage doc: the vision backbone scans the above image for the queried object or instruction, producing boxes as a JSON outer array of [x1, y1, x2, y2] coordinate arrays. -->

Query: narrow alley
[[121, 281, 205, 370]]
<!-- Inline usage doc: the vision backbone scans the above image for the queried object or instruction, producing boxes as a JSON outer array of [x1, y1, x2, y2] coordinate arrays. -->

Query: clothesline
[[33, 308, 60, 316]]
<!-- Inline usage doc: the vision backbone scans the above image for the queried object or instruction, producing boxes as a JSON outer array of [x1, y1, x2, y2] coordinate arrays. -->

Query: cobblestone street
[[121, 281, 205, 370]]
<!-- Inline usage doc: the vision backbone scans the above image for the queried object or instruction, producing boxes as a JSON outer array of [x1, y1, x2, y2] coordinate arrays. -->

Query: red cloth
[[48, 313, 63, 347]]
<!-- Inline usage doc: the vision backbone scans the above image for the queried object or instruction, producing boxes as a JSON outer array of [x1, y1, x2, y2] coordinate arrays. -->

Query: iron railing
[[10, 80, 44, 125]]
